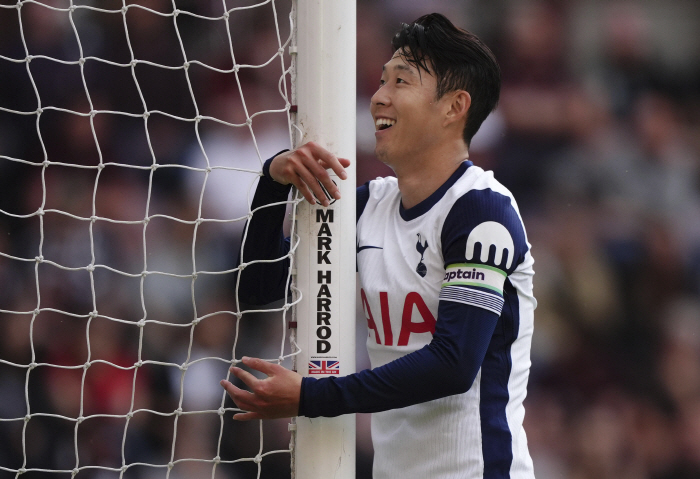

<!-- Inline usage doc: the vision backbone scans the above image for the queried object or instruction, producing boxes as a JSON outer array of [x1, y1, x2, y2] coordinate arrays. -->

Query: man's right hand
[[269, 142, 351, 207]]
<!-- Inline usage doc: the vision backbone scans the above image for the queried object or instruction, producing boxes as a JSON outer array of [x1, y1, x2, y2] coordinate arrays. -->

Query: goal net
[[0, 1, 355, 478]]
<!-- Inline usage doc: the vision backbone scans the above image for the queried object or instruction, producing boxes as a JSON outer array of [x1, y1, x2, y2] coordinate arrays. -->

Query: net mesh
[[0, 0, 302, 477]]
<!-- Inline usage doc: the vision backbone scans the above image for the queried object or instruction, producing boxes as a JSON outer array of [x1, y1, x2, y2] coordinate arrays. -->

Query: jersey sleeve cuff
[[298, 376, 315, 417], [260, 151, 293, 196]]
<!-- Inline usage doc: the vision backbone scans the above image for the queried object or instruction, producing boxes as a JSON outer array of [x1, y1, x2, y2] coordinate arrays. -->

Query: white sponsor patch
[[442, 263, 507, 295], [465, 221, 514, 269]]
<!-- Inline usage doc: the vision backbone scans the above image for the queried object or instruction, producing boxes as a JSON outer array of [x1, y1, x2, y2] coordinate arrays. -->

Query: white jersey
[[356, 161, 536, 479]]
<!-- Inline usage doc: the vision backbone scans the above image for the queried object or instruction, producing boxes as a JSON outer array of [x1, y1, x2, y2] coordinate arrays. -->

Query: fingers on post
[[307, 142, 348, 181], [278, 147, 323, 205], [273, 142, 349, 205], [306, 143, 347, 202], [299, 146, 337, 206], [295, 142, 348, 205], [295, 157, 332, 206], [290, 174, 317, 206]]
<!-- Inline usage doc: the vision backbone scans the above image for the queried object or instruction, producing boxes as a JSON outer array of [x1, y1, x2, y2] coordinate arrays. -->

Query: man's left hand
[[220, 357, 302, 420]]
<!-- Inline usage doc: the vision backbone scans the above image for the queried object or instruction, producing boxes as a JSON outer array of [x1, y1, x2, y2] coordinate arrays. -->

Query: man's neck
[[394, 143, 469, 210]]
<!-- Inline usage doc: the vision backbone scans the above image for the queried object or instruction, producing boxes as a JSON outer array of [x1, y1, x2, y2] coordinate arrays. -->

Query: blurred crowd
[[359, 1, 700, 478], [355, 1, 700, 479], [1, 0, 700, 478]]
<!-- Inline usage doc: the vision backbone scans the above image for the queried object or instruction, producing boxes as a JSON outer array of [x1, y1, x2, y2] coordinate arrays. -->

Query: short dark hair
[[392, 13, 501, 146]]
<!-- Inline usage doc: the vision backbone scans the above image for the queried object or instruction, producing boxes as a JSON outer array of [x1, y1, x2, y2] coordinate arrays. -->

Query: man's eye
[[396, 78, 406, 84]]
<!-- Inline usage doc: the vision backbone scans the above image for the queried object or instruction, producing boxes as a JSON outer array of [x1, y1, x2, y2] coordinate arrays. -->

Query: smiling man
[[222, 13, 537, 479]]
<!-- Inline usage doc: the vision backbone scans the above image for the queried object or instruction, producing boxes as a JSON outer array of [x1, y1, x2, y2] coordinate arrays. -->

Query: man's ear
[[444, 90, 471, 127]]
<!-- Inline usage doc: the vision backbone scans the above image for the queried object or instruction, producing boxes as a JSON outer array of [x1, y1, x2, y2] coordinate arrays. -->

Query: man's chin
[[374, 146, 390, 165]]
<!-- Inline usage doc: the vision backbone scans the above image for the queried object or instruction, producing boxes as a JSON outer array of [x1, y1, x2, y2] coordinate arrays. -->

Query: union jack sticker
[[309, 360, 340, 375]]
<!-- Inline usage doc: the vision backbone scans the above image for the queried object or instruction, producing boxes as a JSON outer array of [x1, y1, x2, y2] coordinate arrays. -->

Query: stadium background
[[1, 0, 700, 478]]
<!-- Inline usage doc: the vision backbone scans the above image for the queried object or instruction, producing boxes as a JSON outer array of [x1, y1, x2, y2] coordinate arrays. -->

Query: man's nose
[[371, 85, 390, 108]]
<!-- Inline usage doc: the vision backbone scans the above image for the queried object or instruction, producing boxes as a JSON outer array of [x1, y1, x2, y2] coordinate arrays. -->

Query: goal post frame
[[291, 0, 357, 478]]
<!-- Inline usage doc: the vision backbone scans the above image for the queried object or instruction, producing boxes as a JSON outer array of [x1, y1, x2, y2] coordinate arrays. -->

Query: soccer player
[[221, 13, 536, 478]]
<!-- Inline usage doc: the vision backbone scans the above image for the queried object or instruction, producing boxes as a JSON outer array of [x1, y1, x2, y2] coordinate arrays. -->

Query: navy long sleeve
[[236, 156, 292, 306], [299, 301, 498, 416]]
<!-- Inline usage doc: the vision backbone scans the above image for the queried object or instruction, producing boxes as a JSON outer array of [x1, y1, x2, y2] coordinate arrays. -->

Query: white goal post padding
[[0, 0, 355, 478]]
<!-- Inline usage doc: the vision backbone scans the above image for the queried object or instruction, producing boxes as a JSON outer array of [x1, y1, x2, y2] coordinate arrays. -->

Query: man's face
[[370, 50, 447, 166]]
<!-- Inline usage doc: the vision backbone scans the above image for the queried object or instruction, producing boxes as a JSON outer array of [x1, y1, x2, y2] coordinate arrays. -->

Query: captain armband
[[439, 263, 507, 315]]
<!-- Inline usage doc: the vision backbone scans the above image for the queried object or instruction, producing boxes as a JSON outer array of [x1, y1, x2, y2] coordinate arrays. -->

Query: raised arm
[[236, 154, 292, 306], [236, 143, 350, 305]]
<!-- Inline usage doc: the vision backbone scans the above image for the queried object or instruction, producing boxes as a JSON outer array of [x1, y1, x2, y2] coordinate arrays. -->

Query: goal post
[[292, 0, 357, 478], [0, 0, 357, 476]]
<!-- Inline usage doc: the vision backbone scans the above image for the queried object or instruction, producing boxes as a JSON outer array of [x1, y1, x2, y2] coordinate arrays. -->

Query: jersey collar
[[399, 160, 472, 221]]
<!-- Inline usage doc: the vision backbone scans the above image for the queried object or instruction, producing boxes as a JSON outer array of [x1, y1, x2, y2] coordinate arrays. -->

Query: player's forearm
[[299, 301, 498, 417], [237, 156, 293, 305]]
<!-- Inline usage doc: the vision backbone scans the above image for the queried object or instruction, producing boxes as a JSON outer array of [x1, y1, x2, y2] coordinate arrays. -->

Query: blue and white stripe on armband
[[440, 263, 506, 315]]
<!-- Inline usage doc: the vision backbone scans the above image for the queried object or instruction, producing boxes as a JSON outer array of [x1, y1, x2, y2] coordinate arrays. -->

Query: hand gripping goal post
[[0, 0, 355, 478]]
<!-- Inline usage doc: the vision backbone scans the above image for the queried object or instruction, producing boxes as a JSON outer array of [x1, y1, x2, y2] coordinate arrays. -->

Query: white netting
[[0, 0, 303, 477]]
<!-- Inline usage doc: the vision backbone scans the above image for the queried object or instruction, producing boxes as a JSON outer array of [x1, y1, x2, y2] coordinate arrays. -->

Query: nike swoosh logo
[[357, 245, 383, 252]]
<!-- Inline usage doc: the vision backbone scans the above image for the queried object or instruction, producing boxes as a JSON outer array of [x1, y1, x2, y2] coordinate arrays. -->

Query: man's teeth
[[376, 118, 396, 130]]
